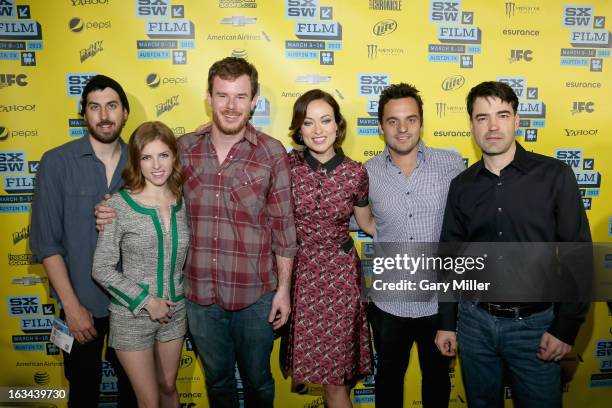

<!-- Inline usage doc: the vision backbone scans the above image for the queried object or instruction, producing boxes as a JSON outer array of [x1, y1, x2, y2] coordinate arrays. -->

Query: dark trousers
[[61, 312, 136, 408], [368, 303, 451, 408]]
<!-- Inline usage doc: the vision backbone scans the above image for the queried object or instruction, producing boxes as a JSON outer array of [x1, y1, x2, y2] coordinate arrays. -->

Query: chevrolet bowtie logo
[[12, 276, 47, 286], [295, 74, 332, 85], [221, 16, 257, 27]]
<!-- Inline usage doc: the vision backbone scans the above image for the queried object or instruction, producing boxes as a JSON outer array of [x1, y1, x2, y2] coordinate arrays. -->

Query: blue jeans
[[186, 292, 275, 408], [457, 302, 561, 408]]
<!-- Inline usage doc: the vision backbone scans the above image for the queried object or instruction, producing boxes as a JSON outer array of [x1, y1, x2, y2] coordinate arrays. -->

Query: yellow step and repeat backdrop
[[1, 0, 611, 407]]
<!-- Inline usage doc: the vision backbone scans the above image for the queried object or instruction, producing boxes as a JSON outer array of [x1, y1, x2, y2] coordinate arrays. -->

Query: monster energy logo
[[436, 102, 446, 117], [505, 2, 515, 18], [367, 44, 377, 59]]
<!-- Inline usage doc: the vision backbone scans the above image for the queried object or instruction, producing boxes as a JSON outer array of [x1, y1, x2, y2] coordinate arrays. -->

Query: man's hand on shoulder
[[95, 193, 116, 232]]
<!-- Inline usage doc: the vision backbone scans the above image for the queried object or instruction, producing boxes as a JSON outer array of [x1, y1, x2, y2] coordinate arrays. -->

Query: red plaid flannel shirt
[[178, 123, 297, 310]]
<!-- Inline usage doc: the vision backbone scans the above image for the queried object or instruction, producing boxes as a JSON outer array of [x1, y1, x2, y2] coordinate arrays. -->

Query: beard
[[87, 120, 124, 144], [212, 109, 251, 136]]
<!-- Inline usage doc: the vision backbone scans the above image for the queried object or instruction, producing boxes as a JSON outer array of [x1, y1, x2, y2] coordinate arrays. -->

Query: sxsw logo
[[136, 0, 171, 18], [358, 73, 390, 96], [0, 0, 15, 18], [497, 76, 526, 97], [563, 5, 593, 28], [373, 19, 397, 36], [430, 1, 461, 24], [509, 49, 533, 63], [8, 296, 40, 316], [555, 149, 582, 169], [294, 21, 341, 40], [286, 0, 318, 19], [65, 73, 97, 97], [0, 151, 25, 173], [0, 73, 28, 89], [146, 20, 195, 39], [571, 101, 594, 114]]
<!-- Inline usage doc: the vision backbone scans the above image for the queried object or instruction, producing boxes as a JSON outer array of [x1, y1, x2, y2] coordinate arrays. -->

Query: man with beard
[[177, 57, 296, 407], [30, 75, 135, 407], [364, 83, 464, 407]]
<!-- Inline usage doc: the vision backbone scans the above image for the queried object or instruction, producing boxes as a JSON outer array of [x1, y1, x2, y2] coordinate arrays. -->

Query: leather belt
[[477, 302, 551, 319]]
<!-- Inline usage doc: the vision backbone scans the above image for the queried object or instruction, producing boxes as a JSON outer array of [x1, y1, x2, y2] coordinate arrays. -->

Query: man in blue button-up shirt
[[30, 75, 135, 408], [365, 83, 464, 408]]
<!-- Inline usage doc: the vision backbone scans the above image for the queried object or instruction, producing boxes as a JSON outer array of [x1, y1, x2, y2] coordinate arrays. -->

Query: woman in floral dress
[[286, 89, 375, 408]]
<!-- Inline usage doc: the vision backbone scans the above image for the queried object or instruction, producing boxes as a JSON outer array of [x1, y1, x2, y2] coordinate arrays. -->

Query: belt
[[477, 302, 551, 319]]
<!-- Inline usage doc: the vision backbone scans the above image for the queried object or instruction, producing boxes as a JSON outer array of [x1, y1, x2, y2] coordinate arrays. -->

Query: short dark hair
[[80, 74, 129, 116], [378, 83, 424, 124], [289, 89, 347, 148], [208, 57, 259, 98], [466, 81, 519, 117]]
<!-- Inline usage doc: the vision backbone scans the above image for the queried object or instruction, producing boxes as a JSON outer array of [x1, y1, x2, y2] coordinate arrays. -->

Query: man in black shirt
[[434, 81, 591, 407]]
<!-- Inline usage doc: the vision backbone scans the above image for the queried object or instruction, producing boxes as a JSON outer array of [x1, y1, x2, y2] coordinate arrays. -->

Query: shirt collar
[[475, 140, 529, 176], [76, 135, 127, 158], [304, 147, 345, 172]]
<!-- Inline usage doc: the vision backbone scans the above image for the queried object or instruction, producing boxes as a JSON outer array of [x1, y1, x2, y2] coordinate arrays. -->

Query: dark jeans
[[61, 312, 136, 408], [458, 302, 560, 408], [186, 292, 275, 408], [368, 303, 451, 408]]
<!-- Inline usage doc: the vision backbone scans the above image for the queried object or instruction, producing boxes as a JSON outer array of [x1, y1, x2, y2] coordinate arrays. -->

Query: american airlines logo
[[295, 74, 331, 84]]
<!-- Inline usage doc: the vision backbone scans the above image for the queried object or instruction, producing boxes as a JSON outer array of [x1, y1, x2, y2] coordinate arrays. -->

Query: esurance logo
[[136, 0, 171, 17], [65, 73, 97, 97], [358, 73, 390, 96], [373, 19, 397, 36], [430, 1, 461, 23]]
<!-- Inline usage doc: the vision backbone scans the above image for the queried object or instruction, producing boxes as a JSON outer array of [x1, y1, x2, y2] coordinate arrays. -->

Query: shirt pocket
[[65, 185, 99, 219], [230, 173, 266, 211]]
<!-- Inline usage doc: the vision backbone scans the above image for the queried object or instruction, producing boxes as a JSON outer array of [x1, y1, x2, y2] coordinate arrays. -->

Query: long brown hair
[[122, 121, 184, 199]]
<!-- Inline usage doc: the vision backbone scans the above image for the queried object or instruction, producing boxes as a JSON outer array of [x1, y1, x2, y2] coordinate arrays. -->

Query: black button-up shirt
[[439, 142, 591, 344]]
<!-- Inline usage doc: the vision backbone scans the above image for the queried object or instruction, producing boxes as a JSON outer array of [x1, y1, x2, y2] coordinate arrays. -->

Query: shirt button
[[497, 182, 502, 186], [212, 258, 216, 262], [229, 155, 233, 159], [498, 231, 503, 236], [217, 172, 221, 176], [406, 192, 410, 195], [498, 207, 502, 212], [409, 214, 413, 218], [214, 215, 218, 219], [409, 237, 414, 241], [213, 237, 217, 241]]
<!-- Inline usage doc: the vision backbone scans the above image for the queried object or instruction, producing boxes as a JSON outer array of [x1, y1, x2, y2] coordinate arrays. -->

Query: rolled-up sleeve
[[266, 150, 297, 258], [30, 152, 66, 263], [92, 203, 150, 316]]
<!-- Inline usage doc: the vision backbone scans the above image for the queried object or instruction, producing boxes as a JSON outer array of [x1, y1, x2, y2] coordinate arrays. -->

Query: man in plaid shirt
[[178, 58, 297, 408]]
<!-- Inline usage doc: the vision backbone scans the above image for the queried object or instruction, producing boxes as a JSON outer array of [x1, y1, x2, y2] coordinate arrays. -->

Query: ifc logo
[[33, 371, 50, 386], [146, 73, 161, 88], [0, 126, 8, 141], [69, 17, 84, 33]]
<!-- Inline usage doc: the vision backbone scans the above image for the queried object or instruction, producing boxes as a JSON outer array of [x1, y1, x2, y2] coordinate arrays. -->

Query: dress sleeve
[[92, 197, 151, 316], [354, 165, 369, 207]]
